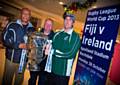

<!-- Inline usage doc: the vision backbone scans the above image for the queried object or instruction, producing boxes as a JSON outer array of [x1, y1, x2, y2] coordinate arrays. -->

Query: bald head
[[21, 8, 31, 15], [20, 8, 31, 25]]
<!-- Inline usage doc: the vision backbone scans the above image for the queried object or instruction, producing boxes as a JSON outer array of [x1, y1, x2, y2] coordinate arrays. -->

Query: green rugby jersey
[[52, 30, 81, 76]]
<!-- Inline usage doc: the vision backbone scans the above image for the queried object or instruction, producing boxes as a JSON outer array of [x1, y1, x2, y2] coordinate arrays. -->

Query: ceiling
[[23, 0, 120, 21], [17, 0, 120, 22], [1, 0, 120, 23]]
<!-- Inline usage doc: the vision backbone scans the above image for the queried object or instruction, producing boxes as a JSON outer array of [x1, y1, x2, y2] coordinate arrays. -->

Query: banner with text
[[74, 5, 120, 85]]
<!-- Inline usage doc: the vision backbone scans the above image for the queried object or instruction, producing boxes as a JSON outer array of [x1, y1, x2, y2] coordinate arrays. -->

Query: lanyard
[[18, 35, 28, 73]]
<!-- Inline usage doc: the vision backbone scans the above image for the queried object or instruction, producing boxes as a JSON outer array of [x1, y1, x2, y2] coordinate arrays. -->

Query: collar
[[61, 28, 73, 35], [16, 19, 33, 28]]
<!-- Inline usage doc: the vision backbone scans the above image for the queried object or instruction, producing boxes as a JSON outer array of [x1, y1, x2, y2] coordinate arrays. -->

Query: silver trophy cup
[[27, 32, 48, 71]]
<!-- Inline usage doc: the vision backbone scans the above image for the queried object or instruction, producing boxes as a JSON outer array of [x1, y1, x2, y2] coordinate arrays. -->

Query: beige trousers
[[2, 59, 25, 85]]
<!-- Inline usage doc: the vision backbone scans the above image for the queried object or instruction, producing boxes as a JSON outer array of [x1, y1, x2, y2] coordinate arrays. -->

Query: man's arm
[[3, 23, 26, 49]]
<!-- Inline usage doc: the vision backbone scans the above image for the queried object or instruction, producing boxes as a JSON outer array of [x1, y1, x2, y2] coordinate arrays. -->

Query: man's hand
[[19, 43, 27, 49]]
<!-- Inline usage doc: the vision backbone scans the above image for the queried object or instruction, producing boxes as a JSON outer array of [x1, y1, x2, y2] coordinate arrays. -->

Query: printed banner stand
[[73, 5, 120, 85]]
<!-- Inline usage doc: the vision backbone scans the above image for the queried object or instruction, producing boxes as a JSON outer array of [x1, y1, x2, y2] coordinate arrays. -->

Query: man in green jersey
[[45, 13, 81, 85]]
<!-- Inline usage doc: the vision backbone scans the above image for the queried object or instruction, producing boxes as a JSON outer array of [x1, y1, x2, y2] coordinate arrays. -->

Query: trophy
[[27, 32, 48, 71]]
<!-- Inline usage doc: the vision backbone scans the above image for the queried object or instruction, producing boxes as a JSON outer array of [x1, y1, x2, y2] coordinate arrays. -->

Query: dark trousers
[[45, 73, 70, 85], [28, 58, 48, 85], [28, 71, 47, 85], [38, 71, 47, 85], [28, 71, 39, 85]]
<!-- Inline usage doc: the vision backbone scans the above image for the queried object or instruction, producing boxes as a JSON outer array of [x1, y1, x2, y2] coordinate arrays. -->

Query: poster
[[74, 5, 120, 85]]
